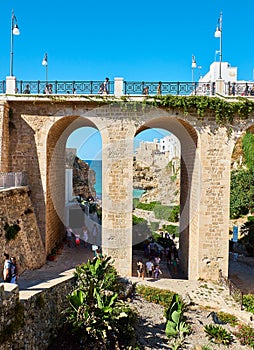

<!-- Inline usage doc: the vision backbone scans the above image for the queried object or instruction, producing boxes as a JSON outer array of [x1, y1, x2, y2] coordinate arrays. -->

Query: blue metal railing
[[15, 80, 114, 95], [0, 81, 6, 94], [123, 81, 213, 96], [0, 79, 253, 96]]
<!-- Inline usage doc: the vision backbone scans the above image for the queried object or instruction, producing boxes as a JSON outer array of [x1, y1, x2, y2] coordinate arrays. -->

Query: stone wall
[[0, 271, 75, 350], [0, 187, 46, 273]]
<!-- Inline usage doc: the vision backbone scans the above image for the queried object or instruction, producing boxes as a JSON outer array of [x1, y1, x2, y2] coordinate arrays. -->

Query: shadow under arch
[[46, 115, 101, 254], [135, 114, 199, 279]]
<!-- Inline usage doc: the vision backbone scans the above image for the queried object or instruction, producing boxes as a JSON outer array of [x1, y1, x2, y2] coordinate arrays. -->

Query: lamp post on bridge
[[214, 11, 223, 79], [191, 55, 197, 82], [42, 53, 48, 83], [10, 9, 20, 77]]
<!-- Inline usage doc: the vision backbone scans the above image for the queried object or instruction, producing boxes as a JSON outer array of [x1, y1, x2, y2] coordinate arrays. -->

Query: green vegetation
[[135, 201, 160, 211], [150, 221, 160, 232], [216, 311, 238, 326], [230, 131, 254, 219], [234, 324, 254, 348], [154, 204, 179, 222], [136, 286, 190, 350], [132, 215, 152, 248], [239, 221, 254, 256], [4, 222, 21, 241], [136, 285, 175, 308], [242, 294, 254, 314], [161, 224, 179, 237], [230, 169, 254, 218], [135, 201, 180, 223], [152, 94, 254, 124], [165, 294, 191, 349], [65, 256, 138, 349], [242, 131, 254, 171], [204, 324, 233, 345]]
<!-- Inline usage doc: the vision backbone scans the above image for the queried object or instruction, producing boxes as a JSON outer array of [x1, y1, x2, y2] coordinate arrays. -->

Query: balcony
[[0, 172, 27, 190]]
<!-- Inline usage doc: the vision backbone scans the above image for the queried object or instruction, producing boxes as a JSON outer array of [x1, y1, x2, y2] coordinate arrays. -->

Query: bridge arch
[[46, 115, 100, 252], [134, 114, 199, 278]]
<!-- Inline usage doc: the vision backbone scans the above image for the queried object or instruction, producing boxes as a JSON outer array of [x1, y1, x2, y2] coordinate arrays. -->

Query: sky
[[67, 127, 170, 160], [1, 0, 254, 82], [1, 0, 254, 158]]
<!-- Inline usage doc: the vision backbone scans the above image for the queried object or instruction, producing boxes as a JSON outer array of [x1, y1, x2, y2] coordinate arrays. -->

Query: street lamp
[[10, 10, 20, 77], [191, 55, 197, 82], [214, 11, 222, 79], [42, 53, 48, 83]]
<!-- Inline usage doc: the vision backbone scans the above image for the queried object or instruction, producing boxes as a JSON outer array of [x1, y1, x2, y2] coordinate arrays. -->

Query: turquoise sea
[[85, 160, 145, 199]]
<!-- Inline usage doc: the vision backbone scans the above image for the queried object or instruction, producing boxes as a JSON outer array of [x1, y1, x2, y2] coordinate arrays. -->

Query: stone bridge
[[0, 94, 253, 280]]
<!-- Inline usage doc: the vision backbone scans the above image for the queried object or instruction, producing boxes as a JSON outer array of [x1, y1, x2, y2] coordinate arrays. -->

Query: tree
[[230, 169, 254, 219]]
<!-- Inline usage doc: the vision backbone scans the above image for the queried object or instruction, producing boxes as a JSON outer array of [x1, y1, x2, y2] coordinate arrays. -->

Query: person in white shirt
[[145, 259, 154, 278]]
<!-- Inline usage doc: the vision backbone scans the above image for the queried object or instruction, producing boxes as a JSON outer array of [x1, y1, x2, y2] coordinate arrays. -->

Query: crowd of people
[[2, 253, 18, 284], [137, 234, 180, 280], [65, 224, 101, 257]]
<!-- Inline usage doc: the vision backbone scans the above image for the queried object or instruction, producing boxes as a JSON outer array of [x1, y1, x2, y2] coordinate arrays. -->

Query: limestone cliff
[[66, 152, 96, 199], [133, 160, 180, 205]]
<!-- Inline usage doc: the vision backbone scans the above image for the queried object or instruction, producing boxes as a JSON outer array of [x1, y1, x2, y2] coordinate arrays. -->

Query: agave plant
[[65, 256, 137, 347], [204, 324, 233, 345]]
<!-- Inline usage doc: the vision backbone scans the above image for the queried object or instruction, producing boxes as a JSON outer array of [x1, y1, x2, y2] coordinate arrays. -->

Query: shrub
[[65, 256, 138, 348], [216, 311, 238, 326], [162, 224, 179, 237], [234, 323, 254, 348], [243, 294, 254, 314], [204, 324, 233, 345], [136, 201, 160, 211], [4, 222, 21, 241], [150, 221, 159, 232], [136, 285, 175, 308]]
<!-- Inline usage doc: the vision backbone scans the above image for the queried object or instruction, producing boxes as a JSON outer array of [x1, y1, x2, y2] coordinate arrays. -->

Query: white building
[[135, 134, 180, 167], [158, 135, 180, 159], [200, 61, 237, 83]]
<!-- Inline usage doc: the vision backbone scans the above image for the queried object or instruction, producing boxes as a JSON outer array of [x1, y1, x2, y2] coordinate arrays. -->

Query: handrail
[[15, 80, 114, 95], [218, 269, 244, 309], [0, 172, 27, 189], [0, 80, 6, 94], [0, 79, 253, 96]]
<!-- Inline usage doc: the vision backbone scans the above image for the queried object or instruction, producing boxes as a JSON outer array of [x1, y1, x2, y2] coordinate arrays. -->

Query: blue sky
[[1, 1, 253, 158], [67, 127, 170, 160], [1, 0, 254, 82]]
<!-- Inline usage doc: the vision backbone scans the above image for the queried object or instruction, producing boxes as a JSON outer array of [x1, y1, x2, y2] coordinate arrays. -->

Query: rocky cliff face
[[133, 160, 180, 205], [66, 152, 96, 199]]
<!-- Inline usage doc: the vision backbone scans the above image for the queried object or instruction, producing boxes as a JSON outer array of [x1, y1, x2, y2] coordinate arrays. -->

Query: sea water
[[85, 160, 145, 199]]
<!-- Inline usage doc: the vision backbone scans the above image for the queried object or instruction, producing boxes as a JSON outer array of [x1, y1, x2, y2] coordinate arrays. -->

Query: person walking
[[154, 265, 162, 279], [81, 226, 89, 247], [10, 257, 18, 284], [99, 77, 109, 94], [3, 253, 12, 283], [145, 258, 154, 278], [91, 223, 99, 246], [137, 259, 144, 280], [66, 226, 73, 248]]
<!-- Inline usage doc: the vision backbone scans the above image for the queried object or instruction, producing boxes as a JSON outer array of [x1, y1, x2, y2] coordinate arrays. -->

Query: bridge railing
[[123, 81, 215, 95], [15, 80, 114, 95], [0, 172, 27, 189], [0, 79, 254, 96], [218, 269, 244, 309], [0, 80, 6, 94]]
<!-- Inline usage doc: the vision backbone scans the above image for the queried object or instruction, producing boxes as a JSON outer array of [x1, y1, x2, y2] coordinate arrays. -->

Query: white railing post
[[114, 77, 124, 97], [6, 76, 17, 94], [215, 79, 225, 95]]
